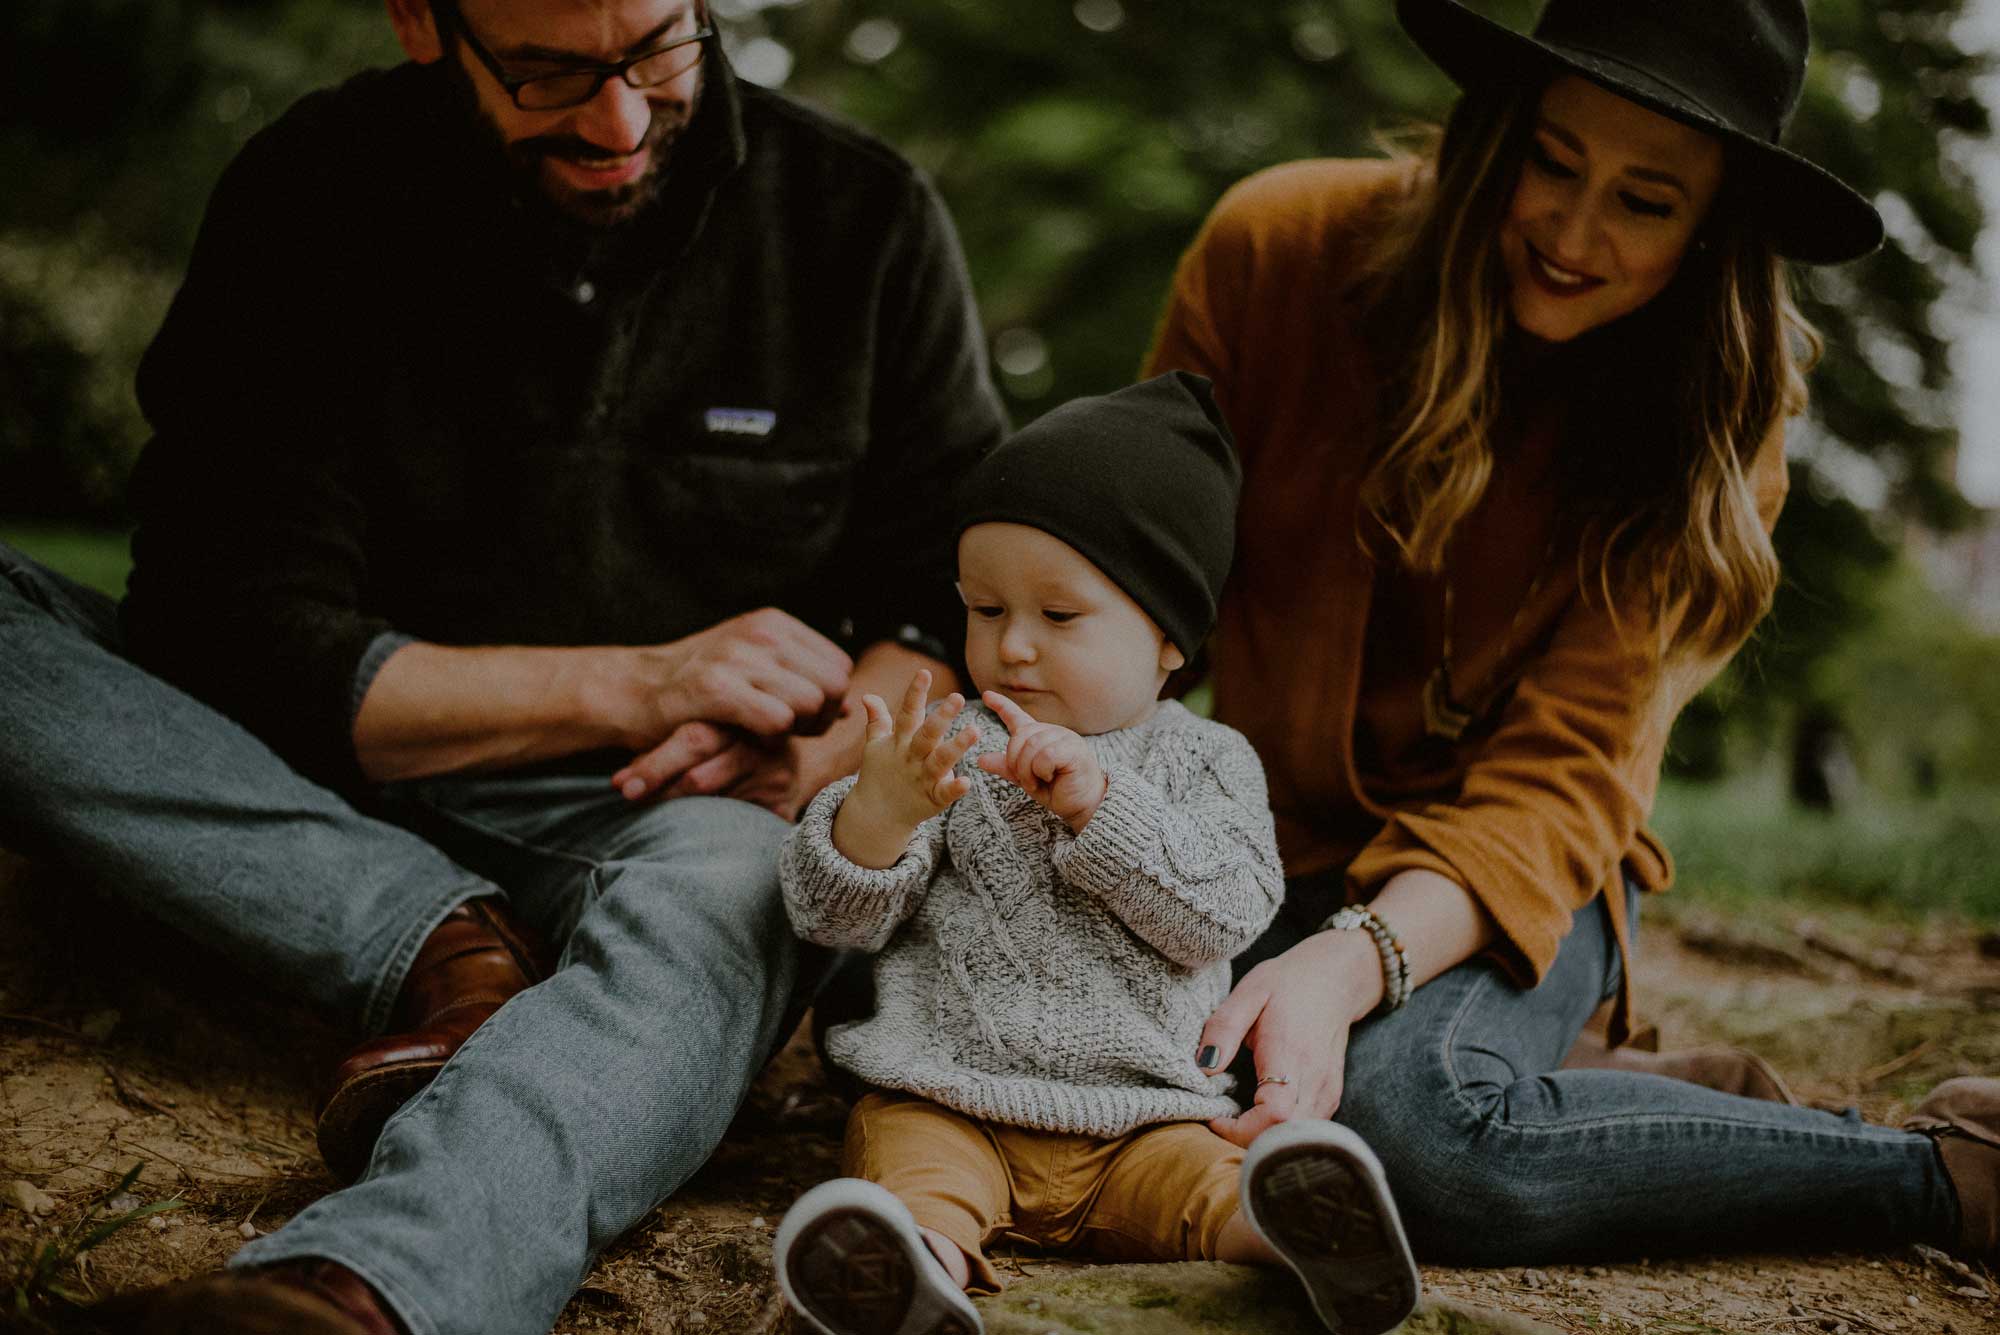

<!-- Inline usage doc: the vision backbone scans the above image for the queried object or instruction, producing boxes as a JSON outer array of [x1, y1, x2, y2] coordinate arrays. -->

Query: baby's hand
[[847, 670, 979, 826], [977, 691, 1108, 833]]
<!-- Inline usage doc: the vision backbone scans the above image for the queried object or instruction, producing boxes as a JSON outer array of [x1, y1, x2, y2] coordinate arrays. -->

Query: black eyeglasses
[[439, 3, 713, 111]]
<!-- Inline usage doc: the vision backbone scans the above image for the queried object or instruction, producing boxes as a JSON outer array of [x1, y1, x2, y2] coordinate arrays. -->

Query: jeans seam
[[1439, 972, 1927, 1147], [409, 798, 613, 876], [1440, 967, 1501, 1127]]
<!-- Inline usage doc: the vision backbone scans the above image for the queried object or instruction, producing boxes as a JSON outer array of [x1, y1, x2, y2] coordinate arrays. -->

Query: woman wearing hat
[[1147, 0, 1997, 1264]]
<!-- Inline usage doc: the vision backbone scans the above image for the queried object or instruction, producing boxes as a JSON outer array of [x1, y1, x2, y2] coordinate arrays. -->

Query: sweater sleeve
[[779, 775, 949, 952], [1346, 422, 1794, 983], [1053, 724, 1284, 970]]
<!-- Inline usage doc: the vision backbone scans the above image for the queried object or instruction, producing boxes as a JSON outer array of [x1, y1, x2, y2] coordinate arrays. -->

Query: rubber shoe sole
[[775, 1179, 983, 1335], [1241, 1120, 1422, 1335]]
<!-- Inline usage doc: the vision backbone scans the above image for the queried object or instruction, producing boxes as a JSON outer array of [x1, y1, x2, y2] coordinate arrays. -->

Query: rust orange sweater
[[1145, 159, 1788, 1040]]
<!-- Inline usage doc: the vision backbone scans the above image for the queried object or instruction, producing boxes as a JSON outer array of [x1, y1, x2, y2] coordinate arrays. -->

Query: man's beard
[[443, 53, 702, 231]]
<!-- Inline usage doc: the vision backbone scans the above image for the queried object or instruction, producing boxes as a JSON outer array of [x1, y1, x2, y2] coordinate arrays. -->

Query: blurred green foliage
[[1, 0, 1995, 807], [1653, 774, 2000, 923]]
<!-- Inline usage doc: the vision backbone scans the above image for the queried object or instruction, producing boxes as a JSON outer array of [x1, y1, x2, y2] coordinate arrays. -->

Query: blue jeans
[[0, 543, 804, 1335], [1238, 874, 1960, 1262]]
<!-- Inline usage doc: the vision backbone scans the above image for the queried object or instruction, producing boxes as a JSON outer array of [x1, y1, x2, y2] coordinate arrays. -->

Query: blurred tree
[[0, 0, 398, 517]]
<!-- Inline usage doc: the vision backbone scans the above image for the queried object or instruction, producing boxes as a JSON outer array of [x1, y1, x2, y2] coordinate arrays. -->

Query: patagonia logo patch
[[704, 407, 778, 437]]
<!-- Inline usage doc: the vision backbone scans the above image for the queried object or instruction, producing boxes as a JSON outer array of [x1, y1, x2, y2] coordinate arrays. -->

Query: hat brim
[[1397, 0, 1883, 265]]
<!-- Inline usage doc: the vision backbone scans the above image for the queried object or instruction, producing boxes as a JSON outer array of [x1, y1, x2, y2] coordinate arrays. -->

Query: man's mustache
[[516, 133, 642, 163], [512, 100, 692, 167]]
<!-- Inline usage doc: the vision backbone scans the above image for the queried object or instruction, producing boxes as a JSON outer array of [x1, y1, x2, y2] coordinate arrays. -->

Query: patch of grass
[[0, 522, 131, 599], [1652, 775, 2000, 924], [6, 1164, 182, 1330]]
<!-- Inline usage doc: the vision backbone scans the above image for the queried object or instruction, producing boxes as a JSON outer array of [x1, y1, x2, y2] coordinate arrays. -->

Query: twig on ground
[[1858, 1040, 1936, 1087], [1808, 1302, 1891, 1333], [103, 1063, 185, 1126]]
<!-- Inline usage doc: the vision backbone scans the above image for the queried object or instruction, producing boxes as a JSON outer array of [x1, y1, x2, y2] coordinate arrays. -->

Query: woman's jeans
[[0, 542, 810, 1335], [1236, 876, 1962, 1263]]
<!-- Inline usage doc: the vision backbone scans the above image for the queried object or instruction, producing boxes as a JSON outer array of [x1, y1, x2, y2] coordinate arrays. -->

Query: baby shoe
[[775, 1178, 984, 1335], [1240, 1119, 1422, 1334]]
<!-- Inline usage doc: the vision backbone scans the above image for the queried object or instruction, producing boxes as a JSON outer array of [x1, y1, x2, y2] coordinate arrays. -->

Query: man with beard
[[0, 1, 1005, 1331]]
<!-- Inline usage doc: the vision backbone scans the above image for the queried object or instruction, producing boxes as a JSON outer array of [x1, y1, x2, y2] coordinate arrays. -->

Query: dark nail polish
[[1197, 1045, 1218, 1069]]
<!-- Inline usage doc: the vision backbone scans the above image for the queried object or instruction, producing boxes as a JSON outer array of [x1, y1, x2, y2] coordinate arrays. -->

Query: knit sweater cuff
[[1056, 766, 1168, 896], [779, 775, 940, 951]]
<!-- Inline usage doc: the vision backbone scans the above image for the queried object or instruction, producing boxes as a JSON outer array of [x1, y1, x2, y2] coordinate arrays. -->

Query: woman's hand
[[976, 691, 1108, 833], [1198, 926, 1385, 1148]]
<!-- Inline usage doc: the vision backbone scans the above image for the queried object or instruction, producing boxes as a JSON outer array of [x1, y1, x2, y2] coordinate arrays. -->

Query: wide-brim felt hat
[[1397, 0, 1883, 264]]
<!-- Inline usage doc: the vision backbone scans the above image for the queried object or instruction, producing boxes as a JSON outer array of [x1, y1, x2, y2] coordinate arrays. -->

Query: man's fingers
[[791, 694, 848, 739], [974, 752, 1010, 778], [666, 739, 759, 798], [613, 722, 732, 800], [743, 666, 846, 734], [734, 607, 852, 699]]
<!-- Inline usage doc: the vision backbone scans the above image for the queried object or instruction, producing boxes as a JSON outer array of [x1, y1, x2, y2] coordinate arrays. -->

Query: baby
[[772, 373, 1420, 1335]]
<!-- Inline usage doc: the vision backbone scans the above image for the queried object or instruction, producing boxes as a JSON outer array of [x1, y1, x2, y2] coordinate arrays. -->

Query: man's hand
[[352, 608, 851, 785], [831, 670, 980, 868], [610, 638, 943, 819], [610, 722, 805, 814], [628, 608, 852, 743], [975, 691, 1107, 834]]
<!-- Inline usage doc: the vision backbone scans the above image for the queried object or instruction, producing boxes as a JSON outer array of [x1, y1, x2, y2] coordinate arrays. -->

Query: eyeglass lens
[[514, 38, 704, 110]]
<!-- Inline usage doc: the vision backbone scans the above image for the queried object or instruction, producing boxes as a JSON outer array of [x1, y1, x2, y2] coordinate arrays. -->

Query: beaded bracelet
[[1320, 903, 1412, 1014]]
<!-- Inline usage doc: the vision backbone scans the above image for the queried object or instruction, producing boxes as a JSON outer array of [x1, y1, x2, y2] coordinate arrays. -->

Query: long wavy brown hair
[[1353, 84, 1820, 664]]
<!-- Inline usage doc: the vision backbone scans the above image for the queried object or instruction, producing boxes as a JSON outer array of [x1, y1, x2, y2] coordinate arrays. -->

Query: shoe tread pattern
[[788, 1208, 921, 1334], [1251, 1147, 1417, 1333]]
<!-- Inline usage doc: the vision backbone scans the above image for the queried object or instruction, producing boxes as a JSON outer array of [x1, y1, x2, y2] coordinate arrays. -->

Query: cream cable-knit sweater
[[780, 699, 1284, 1138]]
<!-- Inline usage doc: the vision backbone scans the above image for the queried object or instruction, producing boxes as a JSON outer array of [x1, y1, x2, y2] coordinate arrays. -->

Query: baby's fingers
[[926, 725, 979, 785], [981, 690, 1032, 734], [1021, 732, 1073, 784], [910, 691, 965, 757], [860, 694, 894, 743], [893, 670, 934, 740]]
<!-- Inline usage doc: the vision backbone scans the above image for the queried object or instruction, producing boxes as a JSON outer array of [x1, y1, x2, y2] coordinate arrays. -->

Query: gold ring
[[1256, 1074, 1291, 1087]]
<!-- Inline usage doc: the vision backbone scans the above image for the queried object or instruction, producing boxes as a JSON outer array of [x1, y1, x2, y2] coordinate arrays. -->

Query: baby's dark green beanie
[[955, 371, 1241, 657]]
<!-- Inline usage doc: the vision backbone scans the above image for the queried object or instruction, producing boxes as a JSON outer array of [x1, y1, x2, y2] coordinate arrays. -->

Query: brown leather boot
[[88, 1260, 402, 1334], [1560, 1035, 1799, 1105], [1905, 1076, 2000, 1262], [315, 897, 549, 1183]]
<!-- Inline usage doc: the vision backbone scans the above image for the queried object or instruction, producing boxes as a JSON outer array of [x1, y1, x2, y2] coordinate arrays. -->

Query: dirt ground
[[3, 848, 1997, 1335]]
